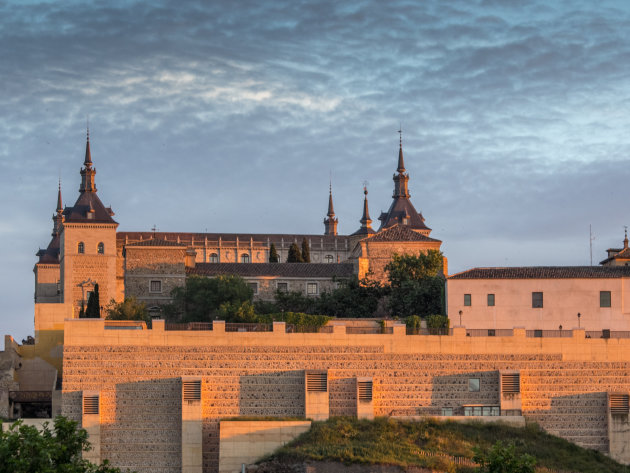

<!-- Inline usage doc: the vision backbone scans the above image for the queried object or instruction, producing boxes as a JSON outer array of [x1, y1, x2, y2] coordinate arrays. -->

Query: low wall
[[219, 420, 311, 473], [60, 319, 630, 473]]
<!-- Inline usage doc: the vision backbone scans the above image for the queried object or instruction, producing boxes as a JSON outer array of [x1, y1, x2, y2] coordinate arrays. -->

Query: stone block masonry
[[61, 320, 630, 473]]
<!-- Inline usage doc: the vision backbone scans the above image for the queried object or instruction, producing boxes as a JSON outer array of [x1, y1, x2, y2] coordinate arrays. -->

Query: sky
[[1, 0, 630, 340]]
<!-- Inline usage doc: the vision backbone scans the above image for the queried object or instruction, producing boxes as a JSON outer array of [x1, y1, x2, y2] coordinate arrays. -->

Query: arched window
[[209, 253, 219, 263], [78, 242, 85, 254], [241, 253, 250, 263], [325, 254, 334, 263], [97, 242, 104, 254]]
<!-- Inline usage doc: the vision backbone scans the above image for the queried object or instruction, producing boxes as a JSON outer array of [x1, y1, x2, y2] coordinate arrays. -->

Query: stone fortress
[[1, 130, 630, 473]]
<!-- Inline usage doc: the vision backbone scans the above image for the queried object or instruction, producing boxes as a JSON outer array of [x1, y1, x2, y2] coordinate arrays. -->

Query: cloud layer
[[1, 0, 630, 338]]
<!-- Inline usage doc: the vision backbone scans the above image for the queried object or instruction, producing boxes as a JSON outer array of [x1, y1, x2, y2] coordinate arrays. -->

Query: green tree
[[316, 276, 386, 317], [166, 275, 253, 322], [269, 243, 280, 263], [0, 416, 131, 473], [385, 251, 444, 286], [105, 297, 150, 324], [385, 252, 445, 317], [287, 242, 303, 263], [85, 283, 100, 318], [301, 238, 311, 263], [473, 441, 536, 473]]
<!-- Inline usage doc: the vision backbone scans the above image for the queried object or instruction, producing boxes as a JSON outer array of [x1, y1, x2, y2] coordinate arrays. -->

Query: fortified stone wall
[[124, 247, 187, 306], [61, 321, 630, 473]]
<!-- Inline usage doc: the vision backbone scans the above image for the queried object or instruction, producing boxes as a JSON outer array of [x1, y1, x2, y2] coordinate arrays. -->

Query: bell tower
[[59, 129, 119, 314]]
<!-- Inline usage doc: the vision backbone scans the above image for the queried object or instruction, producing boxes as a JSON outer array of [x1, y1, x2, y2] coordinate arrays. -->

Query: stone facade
[[61, 320, 630, 473]]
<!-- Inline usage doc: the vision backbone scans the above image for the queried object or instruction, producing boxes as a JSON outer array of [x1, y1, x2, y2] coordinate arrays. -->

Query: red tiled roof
[[449, 266, 630, 279], [189, 263, 354, 278], [369, 224, 441, 243]]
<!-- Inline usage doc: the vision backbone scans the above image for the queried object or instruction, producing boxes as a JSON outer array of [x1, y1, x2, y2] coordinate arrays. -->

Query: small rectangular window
[[150, 280, 162, 293], [277, 282, 288, 293], [441, 407, 453, 416], [464, 406, 472, 416], [469, 378, 480, 392], [532, 292, 543, 308], [487, 294, 495, 306], [307, 282, 318, 295], [600, 291, 611, 308], [248, 282, 258, 295], [464, 294, 471, 306]]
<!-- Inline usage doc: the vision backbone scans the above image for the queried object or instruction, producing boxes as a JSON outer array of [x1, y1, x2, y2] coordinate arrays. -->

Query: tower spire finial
[[56, 178, 63, 213], [327, 178, 335, 218], [396, 124, 405, 173], [84, 120, 93, 168], [624, 226, 628, 249]]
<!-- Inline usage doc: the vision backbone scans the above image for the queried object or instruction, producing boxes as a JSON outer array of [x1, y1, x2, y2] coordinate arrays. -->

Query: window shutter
[[502, 373, 520, 394], [610, 394, 629, 415], [183, 380, 201, 401], [306, 372, 327, 392], [358, 380, 373, 402], [83, 395, 99, 415]]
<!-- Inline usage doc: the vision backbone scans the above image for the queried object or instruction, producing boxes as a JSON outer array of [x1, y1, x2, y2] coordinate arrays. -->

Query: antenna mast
[[589, 224, 595, 266]]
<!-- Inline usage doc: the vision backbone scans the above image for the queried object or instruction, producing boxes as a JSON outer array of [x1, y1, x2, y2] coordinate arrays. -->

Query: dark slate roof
[[368, 224, 441, 243], [449, 266, 630, 279], [64, 192, 117, 224], [36, 234, 60, 264], [378, 197, 430, 231], [126, 238, 186, 247], [351, 227, 376, 236], [189, 263, 354, 278]]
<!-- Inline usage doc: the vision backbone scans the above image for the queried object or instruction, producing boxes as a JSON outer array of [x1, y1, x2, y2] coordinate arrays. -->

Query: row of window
[[463, 291, 612, 308], [248, 281, 319, 295], [148, 279, 321, 296], [77, 242, 105, 254], [207, 253, 336, 263]]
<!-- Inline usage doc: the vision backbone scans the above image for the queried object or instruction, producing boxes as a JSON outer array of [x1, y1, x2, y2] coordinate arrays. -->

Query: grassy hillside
[[266, 417, 626, 473]]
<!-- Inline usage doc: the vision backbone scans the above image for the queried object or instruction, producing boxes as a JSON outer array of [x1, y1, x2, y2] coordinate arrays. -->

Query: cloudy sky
[[1, 0, 630, 339]]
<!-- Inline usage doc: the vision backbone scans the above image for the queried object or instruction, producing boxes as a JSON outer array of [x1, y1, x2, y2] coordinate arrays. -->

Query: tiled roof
[[368, 224, 441, 243], [449, 266, 630, 279], [126, 238, 186, 247], [378, 197, 430, 231], [36, 234, 60, 264], [351, 227, 376, 236], [64, 192, 117, 224], [189, 263, 354, 278]]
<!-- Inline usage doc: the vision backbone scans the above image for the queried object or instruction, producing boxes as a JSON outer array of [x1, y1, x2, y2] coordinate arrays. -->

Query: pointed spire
[[84, 125, 93, 168], [397, 125, 405, 173], [52, 181, 64, 236], [360, 186, 372, 229], [56, 179, 63, 213], [624, 227, 628, 249], [327, 181, 335, 217], [79, 126, 97, 193], [323, 180, 338, 236]]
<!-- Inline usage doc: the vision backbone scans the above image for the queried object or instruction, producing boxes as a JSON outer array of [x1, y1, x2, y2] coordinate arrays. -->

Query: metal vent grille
[[83, 395, 99, 415], [610, 394, 629, 415], [502, 374, 520, 394], [183, 380, 201, 401], [358, 380, 373, 402], [306, 372, 327, 393]]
